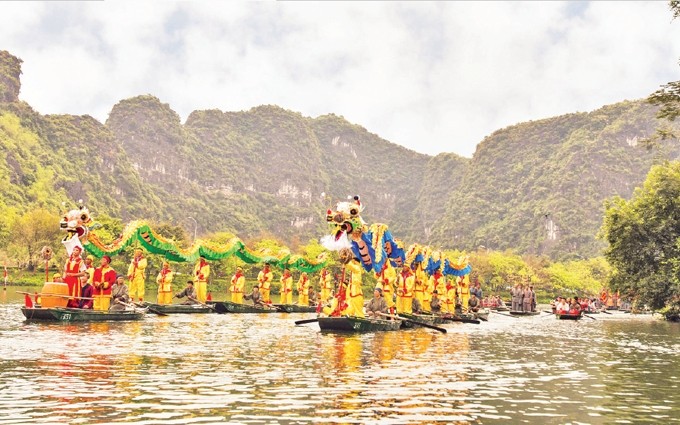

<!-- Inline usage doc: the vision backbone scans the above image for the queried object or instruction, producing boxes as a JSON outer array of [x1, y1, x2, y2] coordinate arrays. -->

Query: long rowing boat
[[273, 303, 317, 313], [317, 316, 402, 332], [141, 302, 213, 314], [209, 301, 279, 314], [21, 307, 146, 322]]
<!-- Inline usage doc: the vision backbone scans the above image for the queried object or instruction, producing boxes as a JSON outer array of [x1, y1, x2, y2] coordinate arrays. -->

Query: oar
[[115, 299, 146, 313], [379, 312, 447, 333], [582, 313, 596, 320], [133, 302, 169, 316], [600, 309, 612, 315], [441, 316, 480, 325], [188, 297, 225, 314], [295, 318, 319, 325]]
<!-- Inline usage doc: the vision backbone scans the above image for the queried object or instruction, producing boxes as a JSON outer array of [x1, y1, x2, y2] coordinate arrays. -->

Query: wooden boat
[[509, 310, 541, 316], [141, 302, 213, 314], [491, 306, 510, 312], [210, 301, 279, 314], [317, 316, 402, 332], [556, 312, 582, 320], [273, 303, 317, 313], [22, 307, 145, 322]]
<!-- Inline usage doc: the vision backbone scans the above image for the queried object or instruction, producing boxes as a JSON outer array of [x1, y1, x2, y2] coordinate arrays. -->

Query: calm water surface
[[0, 288, 679, 424]]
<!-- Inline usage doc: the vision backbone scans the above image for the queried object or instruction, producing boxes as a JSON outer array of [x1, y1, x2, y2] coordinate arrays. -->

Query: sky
[[1, 1, 679, 158]]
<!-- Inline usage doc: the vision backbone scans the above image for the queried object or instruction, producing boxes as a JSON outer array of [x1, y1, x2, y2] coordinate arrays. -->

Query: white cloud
[[1, 1, 679, 157]]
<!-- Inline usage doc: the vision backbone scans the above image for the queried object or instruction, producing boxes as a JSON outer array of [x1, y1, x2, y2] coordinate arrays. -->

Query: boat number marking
[[61, 313, 71, 321], [353, 323, 361, 330]]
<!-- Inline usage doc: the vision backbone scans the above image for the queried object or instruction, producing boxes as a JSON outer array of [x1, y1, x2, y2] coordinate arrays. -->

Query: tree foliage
[[601, 161, 680, 310]]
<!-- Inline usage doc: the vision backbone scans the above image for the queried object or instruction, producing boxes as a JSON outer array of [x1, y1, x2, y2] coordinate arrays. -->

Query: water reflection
[[0, 292, 679, 424]]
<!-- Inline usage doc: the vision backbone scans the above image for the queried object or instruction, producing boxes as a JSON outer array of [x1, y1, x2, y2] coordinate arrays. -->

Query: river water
[[0, 288, 679, 424]]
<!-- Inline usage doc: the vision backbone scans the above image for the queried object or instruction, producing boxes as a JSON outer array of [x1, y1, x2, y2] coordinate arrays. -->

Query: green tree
[[600, 161, 680, 310], [7, 209, 61, 270]]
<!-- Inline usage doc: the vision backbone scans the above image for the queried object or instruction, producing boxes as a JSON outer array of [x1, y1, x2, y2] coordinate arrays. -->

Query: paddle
[[114, 299, 146, 313], [188, 297, 225, 314], [16, 291, 95, 300], [600, 309, 612, 315], [582, 313, 596, 320], [295, 318, 319, 325], [133, 302, 169, 316], [441, 316, 480, 325], [378, 312, 447, 333]]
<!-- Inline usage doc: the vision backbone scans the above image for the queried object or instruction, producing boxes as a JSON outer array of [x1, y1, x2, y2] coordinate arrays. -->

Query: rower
[[366, 287, 388, 319], [175, 280, 199, 305], [110, 275, 130, 311], [244, 285, 264, 307], [468, 293, 480, 312]]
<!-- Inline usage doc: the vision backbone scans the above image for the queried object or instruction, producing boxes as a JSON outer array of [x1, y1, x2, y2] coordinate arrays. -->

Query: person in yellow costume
[[258, 263, 273, 304], [279, 269, 293, 304], [443, 278, 457, 314], [319, 268, 333, 303], [375, 261, 396, 315], [85, 255, 96, 284], [396, 265, 414, 314], [229, 267, 245, 304], [341, 257, 364, 318], [297, 272, 309, 305], [413, 261, 427, 307], [193, 256, 210, 303], [427, 268, 445, 313], [127, 248, 147, 302], [155, 261, 174, 305], [457, 274, 470, 310]]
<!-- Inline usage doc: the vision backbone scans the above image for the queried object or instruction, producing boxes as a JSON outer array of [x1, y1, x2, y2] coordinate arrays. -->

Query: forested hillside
[[1, 50, 678, 259]]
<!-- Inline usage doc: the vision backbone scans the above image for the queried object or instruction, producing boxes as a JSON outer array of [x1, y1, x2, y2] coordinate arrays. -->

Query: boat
[[210, 301, 279, 313], [22, 307, 146, 322], [490, 305, 510, 312], [471, 309, 490, 321], [509, 310, 541, 316], [556, 312, 582, 320], [273, 303, 317, 313], [317, 316, 402, 332], [141, 302, 214, 314]]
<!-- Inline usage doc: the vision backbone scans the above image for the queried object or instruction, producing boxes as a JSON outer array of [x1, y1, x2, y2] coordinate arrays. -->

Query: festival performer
[[342, 257, 365, 317], [155, 261, 174, 305], [375, 261, 396, 315], [427, 268, 445, 313], [319, 268, 333, 303], [297, 272, 309, 305], [443, 277, 457, 314], [457, 274, 470, 310], [62, 245, 86, 308], [279, 269, 293, 305], [93, 255, 117, 311], [396, 265, 414, 314], [110, 275, 130, 311], [175, 280, 199, 305], [85, 255, 95, 284], [193, 256, 210, 303], [127, 248, 147, 303], [229, 267, 245, 304], [413, 261, 427, 308], [78, 275, 94, 309], [257, 263, 273, 304]]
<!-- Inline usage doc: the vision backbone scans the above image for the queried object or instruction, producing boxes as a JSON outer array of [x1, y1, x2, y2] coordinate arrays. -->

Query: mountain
[[1, 50, 678, 259]]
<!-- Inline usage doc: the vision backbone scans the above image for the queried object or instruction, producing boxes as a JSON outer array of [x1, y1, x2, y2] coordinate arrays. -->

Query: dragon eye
[[349, 208, 358, 215], [80, 213, 89, 221]]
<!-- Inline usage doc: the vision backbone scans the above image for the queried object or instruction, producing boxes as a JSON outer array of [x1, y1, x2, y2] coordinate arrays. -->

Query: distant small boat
[[556, 312, 582, 320]]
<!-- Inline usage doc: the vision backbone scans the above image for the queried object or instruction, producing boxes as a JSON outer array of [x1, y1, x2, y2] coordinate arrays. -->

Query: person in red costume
[[92, 255, 117, 311], [62, 246, 86, 308]]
